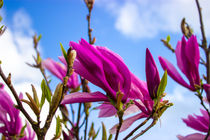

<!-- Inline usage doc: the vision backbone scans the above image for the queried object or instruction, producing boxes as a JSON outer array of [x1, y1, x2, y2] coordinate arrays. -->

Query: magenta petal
[[159, 56, 194, 90], [97, 103, 117, 117], [185, 35, 200, 85], [42, 58, 66, 80], [203, 84, 210, 102], [73, 59, 111, 93], [183, 115, 208, 132], [109, 113, 148, 134], [129, 73, 149, 101], [96, 46, 131, 102], [175, 41, 188, 81], [177, 133, 210, 140], [124, 104, 140, 116], [70, 39, 131, 102], [146, 48, 160, 99], [134, 100, 149, 115], [58, 56, 67, 66], [61, 91, 109, 104], [71, 41, 115, 97]]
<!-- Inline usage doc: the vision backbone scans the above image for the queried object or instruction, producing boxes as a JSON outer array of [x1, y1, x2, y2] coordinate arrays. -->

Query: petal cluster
[[0, 83, 22, 138], [183, 109, 209, 133], [0, 83, 35, 140], [178, 109, 209, 140], [159, 35, 200, 91], [62, 39, 131, 104]]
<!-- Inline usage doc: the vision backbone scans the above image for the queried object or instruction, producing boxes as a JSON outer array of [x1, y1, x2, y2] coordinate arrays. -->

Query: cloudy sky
[[1, 0, 209, 139]]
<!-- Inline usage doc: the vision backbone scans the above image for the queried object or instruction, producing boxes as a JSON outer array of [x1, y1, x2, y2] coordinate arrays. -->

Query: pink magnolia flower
[[110, 49, 158, 133], [42, 58, 80, 89], [159, 35, 200, 91], [177, 109, 210, 140], [0, 83, 35, 140], [61, 39, 131, 104]]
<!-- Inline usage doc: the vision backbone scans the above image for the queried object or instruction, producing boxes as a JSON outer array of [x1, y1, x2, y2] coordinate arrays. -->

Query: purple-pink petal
[[177, 133, 210, 140], [43, 58, 80, 89], [109, 112, 148, 134], [159, 56, 194, 90], [42, 58, 66, 80], [96, 46, 131, 101], [61, 91, 109, 104], [70, 39, 131, 102], [97, 103, 117, 117], [182, 109, 209, 133], [146, 48, 160, 99]]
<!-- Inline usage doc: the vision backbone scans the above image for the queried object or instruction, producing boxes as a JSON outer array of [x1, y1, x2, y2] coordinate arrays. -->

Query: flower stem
[[0, 65, 41, 136], [123, 115, 152, 140], [114, 112, 124, 140], [131, 119, 157, 140]]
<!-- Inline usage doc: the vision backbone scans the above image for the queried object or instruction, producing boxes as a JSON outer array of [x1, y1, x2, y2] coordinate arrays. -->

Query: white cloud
[[0, 9, 59, 139], [96, 0, 210, 39]]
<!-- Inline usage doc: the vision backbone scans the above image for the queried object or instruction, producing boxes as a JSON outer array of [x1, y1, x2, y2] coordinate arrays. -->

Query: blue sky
[[1, 0, 210, 139]]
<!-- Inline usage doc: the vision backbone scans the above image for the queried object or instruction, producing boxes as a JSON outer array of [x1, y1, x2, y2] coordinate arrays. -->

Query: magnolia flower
[[61, 39, 131, 104], [0, 83, 35, 140], [110, 49, 158, 133], [177, 109, 210, 140], [42, 58, 80, 89], [159, 35, 200, 91]]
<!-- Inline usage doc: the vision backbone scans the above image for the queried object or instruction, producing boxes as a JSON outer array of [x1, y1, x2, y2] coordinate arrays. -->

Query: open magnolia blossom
[[159, 35, 210, 102], [61, 39, 131, 105], [159, 35, 200, 91], [42, 58, 80, 89], [110, 49, 170, 134], [177, 109, 210, 140], [0, 83, 35, 140]]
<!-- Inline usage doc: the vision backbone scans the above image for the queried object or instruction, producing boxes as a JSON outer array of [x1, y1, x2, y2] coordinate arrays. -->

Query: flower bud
[[85, 0, 95, 10], [50, 83, 63, 113]]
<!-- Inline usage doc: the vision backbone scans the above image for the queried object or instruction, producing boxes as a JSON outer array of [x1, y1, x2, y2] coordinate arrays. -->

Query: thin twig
[[195, 1, 210, 139], [200, 56, 207, 66], [75, 103, 82, 140], [33, 44, 52, 96], [114, 112, 123, 140], [83, 2, 95, 139], [0, 65, 38, 132], [195, 0, 207, 50], [131, 119, 157, 140], [123, 115, 152, 140], [70, 104, 75, 123]]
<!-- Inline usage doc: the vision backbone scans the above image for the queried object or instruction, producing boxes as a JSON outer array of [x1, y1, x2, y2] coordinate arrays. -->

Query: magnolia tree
[[0, 0, 209, 140]]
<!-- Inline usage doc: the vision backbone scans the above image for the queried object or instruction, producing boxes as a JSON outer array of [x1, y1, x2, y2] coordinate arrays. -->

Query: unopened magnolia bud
[[92, 37, 96, 44], [85, 0, 95, 10], [7, 73, 11, 85], [25, 92, 40, 116], [50, 83, 63, 113], [181, 18, 192, 38], [69, 50, 77, 67], [33, 34, 38, 46]]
